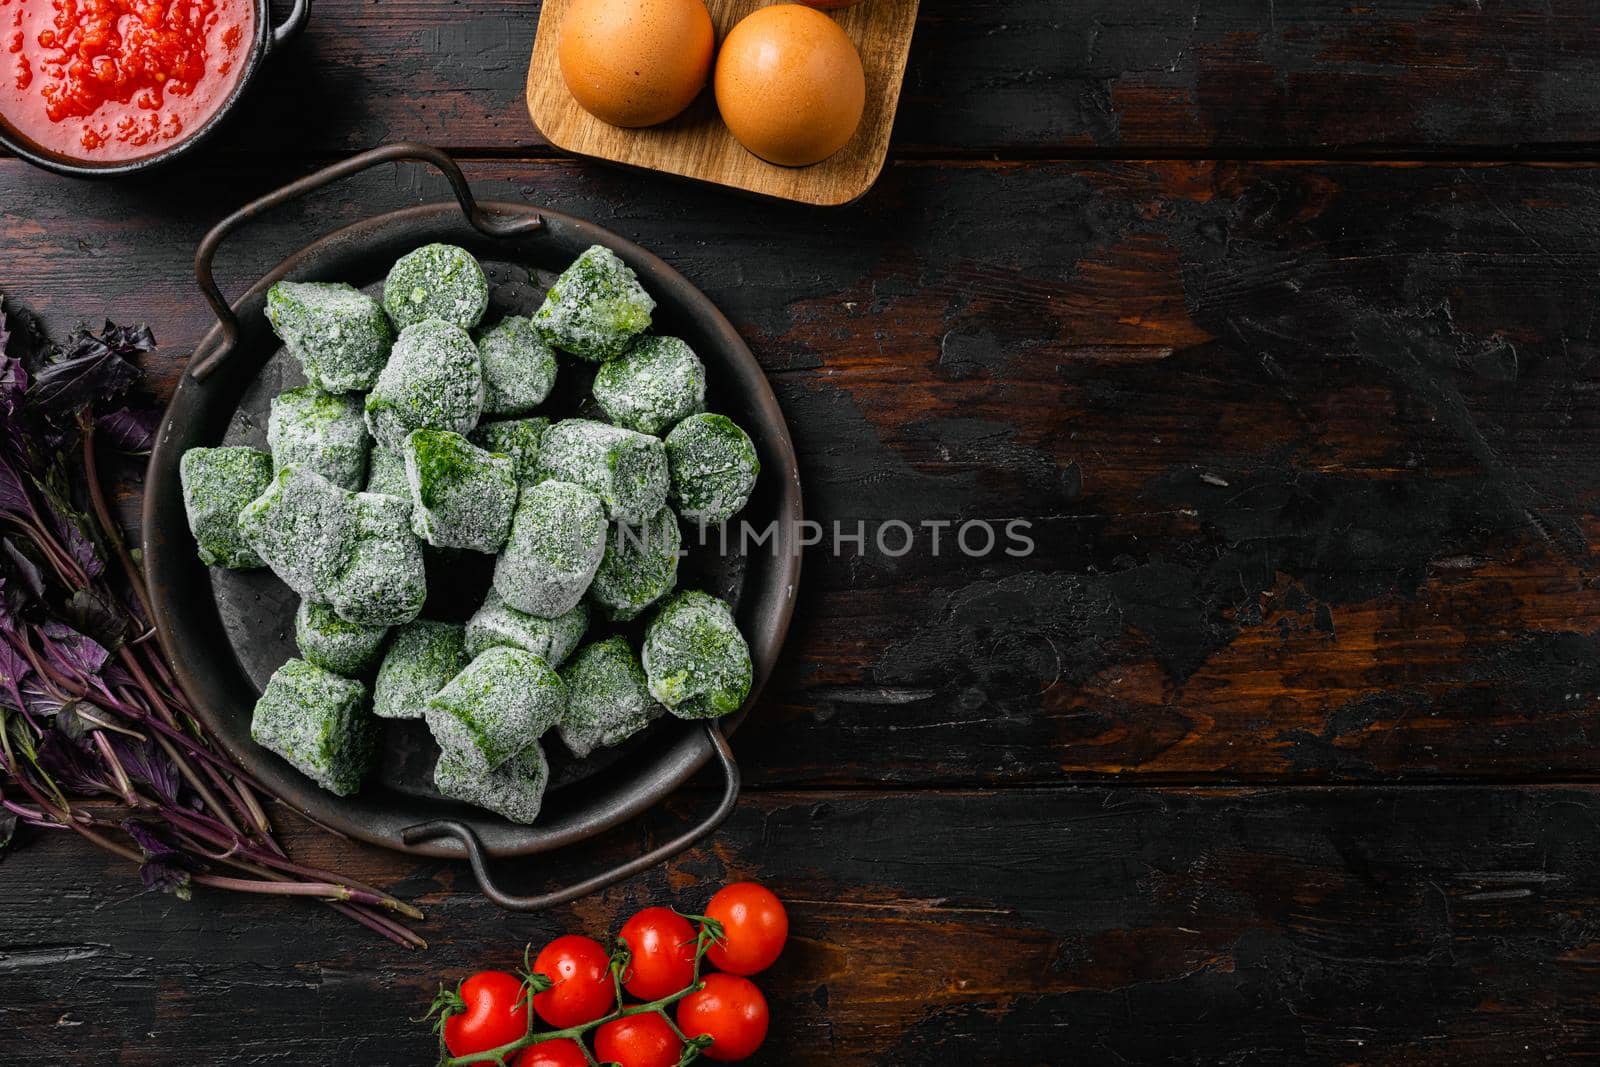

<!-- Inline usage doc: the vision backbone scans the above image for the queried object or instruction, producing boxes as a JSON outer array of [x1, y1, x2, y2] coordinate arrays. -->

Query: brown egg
[[559, 0, 715, 128], [714, 5, 867, 167]]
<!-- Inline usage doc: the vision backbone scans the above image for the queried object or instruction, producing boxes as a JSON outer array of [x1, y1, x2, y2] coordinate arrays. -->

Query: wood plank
[[2, 785, 1599, 1063], [5, 157, 1600, 785], [53, 0, 1600, 160]]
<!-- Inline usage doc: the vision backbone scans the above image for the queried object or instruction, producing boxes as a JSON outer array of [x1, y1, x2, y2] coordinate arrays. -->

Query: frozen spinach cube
[[558, 636, 663, 758], [264, 280, 393, 393], [365, 447, 410, 499], [434, 742, 549, 825], [470, 417, 548, 488], [373, 619, 468, 720], [642, 590, 752, 719], [592, 335, 706, 436], [589, 505, 680, 621], [250, 658, 373, 796], [465, 587, 589, 667], [665, 414, 760, 525], [382, 243, 489, 332], [424, 646, 566, 772], [180, 446, 273, 569], [328, 491, 428, 627], [492, 480, 607, 618], [533, 245, 654, 361], [268, 386, 370, 490], [402, 429, 517, 553], [236, 466, 358, 600], [364, 319, 484, 449], [535, 418, 667, 523], [295, 599, 388, 676], [477, 316, 557, 417]]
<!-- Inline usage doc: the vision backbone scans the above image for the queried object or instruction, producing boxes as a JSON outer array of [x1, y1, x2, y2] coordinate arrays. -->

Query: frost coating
[[268, 386, 370, 490], [236, 466, 358, 599], [373, 619, 468, 720], [250, 658, 373, 796], [589, 505, 681, 621], [664, 413, 760, 524], [364, 319, 484, 449], [477, 316, 558, 416], [434, 742, 549, 824], [295, 599, 389, 676], [535, 418, 667, 523], [592, 335, 706, 436], [264, 280, 393, 393], [642, 590, 752, 719], [402, 429, 517, 553], [465, 587, 589, 667], [382, 243, 489, 332], [365, 447, 410, 499], [423, 646, 566, 772], [558, 636, 662, 758], [180, 446, 272, 569], [327, 491, 428, 627], [533, 244, 654, 361], [492, 480, 607, 619], [470, 417, 548, 487]]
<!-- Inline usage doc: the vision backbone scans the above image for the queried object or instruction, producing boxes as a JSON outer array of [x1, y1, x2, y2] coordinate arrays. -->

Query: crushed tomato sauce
[[0, 0, 251, 161]]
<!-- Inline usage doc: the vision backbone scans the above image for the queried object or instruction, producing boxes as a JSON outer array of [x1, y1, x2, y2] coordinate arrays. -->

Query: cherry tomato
[[704, 882, 788, 976], [442, 971, 530, 1061], [512, 1038, 590, 1067], [676, 973, 769, 1061], [594, 1012, 683, 1067], [619, 906, 698, 1001], [532, 934, 615, 1028]]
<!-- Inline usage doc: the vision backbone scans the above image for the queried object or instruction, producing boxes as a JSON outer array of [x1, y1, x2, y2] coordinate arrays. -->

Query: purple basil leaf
[[123, 818, 196, 901], [61, 587, 126, 649], [41, 620, 109, 676], [0, 640, 29, 710], [0, 456, 32, 520], [94, 406, 158, 453], [20, 674, 61, 718], [110, 736, 180, 805], [1, 537, 44, 604], [36, 731, 108, 795], [26, 321, 153, 425], [49, 510, 103, 580], [0, 810, 17, 857]]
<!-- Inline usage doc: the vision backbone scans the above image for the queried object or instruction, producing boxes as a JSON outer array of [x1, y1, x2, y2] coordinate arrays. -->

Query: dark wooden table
[[7, 2, 1600, 1063]]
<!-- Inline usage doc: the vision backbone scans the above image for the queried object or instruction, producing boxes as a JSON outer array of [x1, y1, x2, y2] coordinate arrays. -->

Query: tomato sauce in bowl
[[0, 0, 254, 164]]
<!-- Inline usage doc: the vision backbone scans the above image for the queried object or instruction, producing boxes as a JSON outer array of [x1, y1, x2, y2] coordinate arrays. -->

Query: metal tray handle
[[270, 0, 312, 48], [400, 723, 742, 911], [190, 141, 542, 381]]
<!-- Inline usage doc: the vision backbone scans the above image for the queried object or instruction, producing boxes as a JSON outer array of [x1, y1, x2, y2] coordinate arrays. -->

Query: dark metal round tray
[[142, 144, 802, 909]]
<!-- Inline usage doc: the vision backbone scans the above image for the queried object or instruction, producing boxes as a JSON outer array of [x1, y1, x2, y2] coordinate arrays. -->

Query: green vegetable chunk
[[434, 742, 550, 825], [267, 385, 370, 490], [382, 243, 489, 332], [424, 646, 566, 772], [402, 429, 517, 553], [295, 599, 388, 676], [236, 466, 359, 599], [364, 319, 484, 449], [535, 418, 667, 523], [641, 590, 752, 719], [327, 491, 428, 627], [533, 245, 654, 361], [465, 587, 589, 667], [492, 480, 607, 618], [469, 417, 548, 488], [589, 505, 680, 621], [558, 636, 662, 758], [365, 447, 410, 499], [477, 316, 558, 417], [664, 413, 760, 525], [250, 658, 374, 796], [592, 335, 706, 436], [373, 619, 468, 720], [264, 281, 394, 393], [179, 446, 273, 569]]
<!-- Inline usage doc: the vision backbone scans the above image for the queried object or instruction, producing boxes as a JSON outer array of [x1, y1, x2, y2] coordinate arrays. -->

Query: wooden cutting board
[[526, 0, 919, 206]]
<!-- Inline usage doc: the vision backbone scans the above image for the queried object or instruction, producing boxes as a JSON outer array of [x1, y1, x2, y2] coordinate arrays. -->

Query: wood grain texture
[[527, 0, 917, 204], [3, 156, 1599, 786], [4, 786, 1600, 1064]]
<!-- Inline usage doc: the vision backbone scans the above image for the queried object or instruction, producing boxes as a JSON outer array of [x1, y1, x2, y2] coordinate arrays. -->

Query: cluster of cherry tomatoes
[[431, 882, 789, 1066]]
